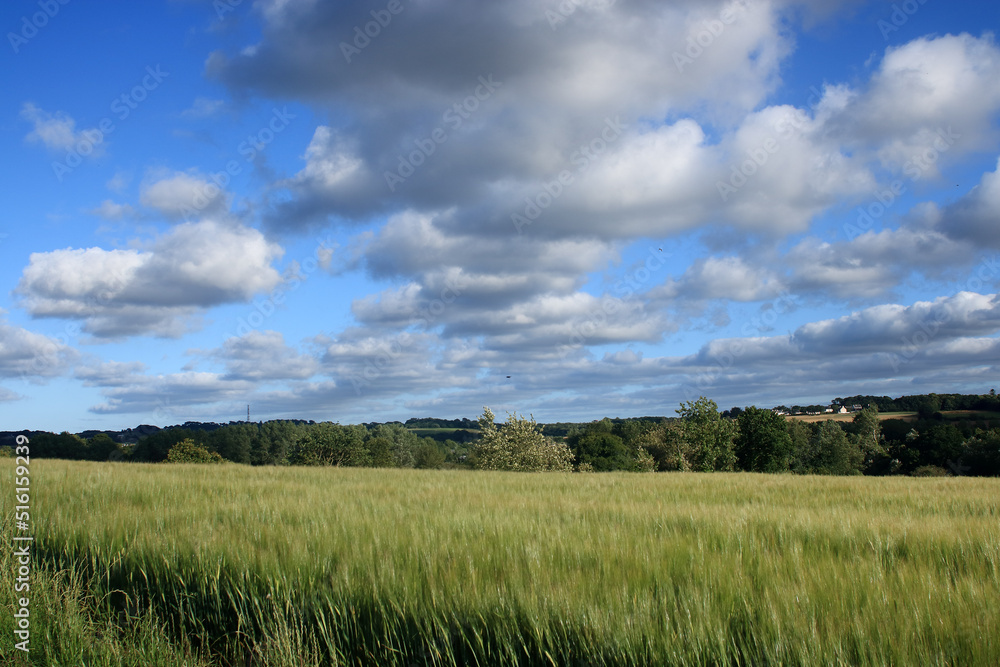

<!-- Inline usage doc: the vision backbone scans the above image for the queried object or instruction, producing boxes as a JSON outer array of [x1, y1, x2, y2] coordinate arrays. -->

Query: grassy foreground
[[3, 461, 999, 665]]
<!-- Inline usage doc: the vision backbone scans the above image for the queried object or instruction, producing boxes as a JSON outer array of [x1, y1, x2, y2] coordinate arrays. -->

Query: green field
[[4, 461, 1000, 666]]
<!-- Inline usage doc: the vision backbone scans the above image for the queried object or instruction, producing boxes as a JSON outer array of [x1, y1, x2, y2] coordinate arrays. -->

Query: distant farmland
[[786, 410, 1000, 424], [786, 411, 919, 423], [5, 460, 998, 666]]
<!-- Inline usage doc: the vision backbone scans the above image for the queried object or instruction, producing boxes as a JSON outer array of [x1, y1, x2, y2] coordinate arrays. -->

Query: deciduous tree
[[474, 407, 573, 472], [289, 423, 369, 467], [811, 420, 863, 475], [735, 407, 793, 473], [675, 397, 737, 472]]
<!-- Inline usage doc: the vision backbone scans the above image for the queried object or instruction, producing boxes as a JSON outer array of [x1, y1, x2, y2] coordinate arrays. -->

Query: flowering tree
[[474, 407, 574, 472], [166, 438, 223, 463]]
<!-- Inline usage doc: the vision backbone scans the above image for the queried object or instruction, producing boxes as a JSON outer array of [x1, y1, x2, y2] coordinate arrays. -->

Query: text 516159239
[[12, 434, 32, 653]]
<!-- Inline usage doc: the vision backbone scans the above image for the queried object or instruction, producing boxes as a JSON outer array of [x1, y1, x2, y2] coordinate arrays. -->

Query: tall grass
[[0, 511, 213, 666], [4, 460, 999, 665]]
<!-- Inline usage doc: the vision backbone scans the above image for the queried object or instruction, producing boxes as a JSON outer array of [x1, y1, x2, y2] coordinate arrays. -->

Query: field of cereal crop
[[3, 460, 999, 665]]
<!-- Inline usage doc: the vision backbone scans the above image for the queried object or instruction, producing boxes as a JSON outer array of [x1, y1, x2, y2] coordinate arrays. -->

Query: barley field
[[3, 460, 999, 666]]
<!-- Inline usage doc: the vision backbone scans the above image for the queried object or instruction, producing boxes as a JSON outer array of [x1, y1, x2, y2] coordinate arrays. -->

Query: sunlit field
[[785, 411, 919, 423], [4, 460, 999, 666]]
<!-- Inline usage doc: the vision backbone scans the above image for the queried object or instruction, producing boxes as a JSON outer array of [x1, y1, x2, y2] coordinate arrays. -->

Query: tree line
[[7, 421, 466, 470], [4, 393, 999, 476], [509, 398, 1000, 477]]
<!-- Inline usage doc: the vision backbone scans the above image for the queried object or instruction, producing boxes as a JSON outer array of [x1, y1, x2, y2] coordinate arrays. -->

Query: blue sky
[[2, 0, 999, 432]]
